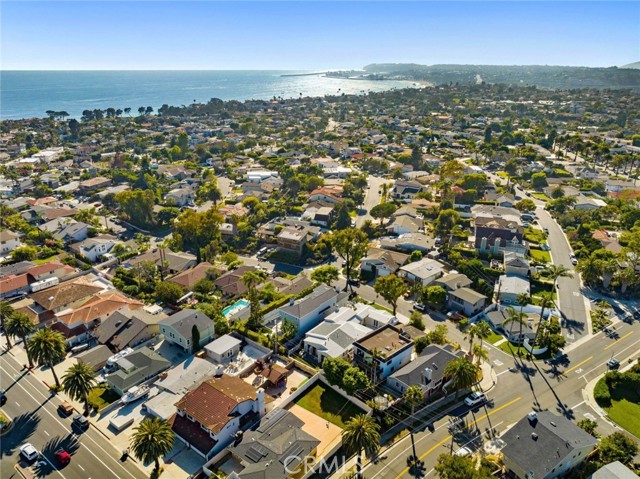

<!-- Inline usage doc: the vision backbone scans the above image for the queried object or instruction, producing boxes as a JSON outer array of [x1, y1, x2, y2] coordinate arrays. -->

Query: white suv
[[20, 443, 39, 462], [464, 392, 486, 407]]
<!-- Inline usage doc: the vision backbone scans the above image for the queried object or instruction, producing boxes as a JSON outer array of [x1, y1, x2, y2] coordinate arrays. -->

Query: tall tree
[[172, 208, 223, 263], [243, 270, 267, 331], [533, 292, 554, 347], [311, 265, 340, 286], [191, 325, 201, 354], [504, 306, 527, 345], [62, 362, 97, 416], [130, 417, 175, 474], [5, 312, 35, 367], [0, 301, 15, 350], [444, 357, 478, 398], [373, 274, 406, 315], [332, 228, 368, 292], [370, 202, 397, 227], [341, 414, 381, 479], [404, 385, 424, 466], [28, 328, 66, 388], [516, 292, 530, 345], [473, 321, 492, 349]]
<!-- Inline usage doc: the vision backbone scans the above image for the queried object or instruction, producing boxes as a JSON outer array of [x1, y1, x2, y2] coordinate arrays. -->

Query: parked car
[[413, 302, 427, 312], [464, 392, 486, 407], [571, 257, 578, 266], [19, 443, 39, 462], [607, 358, 620, 369], [73, 414, 89, 431], [55, 449, 71, 465], [543, 227, 549, 234], [59, 401, 74, 416], [0, 391, 6, 406]]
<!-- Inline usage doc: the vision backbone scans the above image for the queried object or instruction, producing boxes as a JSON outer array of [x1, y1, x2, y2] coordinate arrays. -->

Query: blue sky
[[2, 1, 639, 70]]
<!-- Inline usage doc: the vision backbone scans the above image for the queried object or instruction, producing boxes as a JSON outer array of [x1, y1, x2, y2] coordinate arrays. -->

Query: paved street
[[355, 175, 386, 227], [360, 316, 639, 479], [535, 205, 591, 343], [0, 351, 148, 479]]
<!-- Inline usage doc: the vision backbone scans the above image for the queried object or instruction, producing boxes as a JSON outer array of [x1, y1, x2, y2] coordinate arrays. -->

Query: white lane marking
[[15, 401, 20, 407], [0, 355, 140, 479], [580, 337, 640, 379], [44, 430, 50, 436], [79, 465, 85, 471], [570, 400, 585, 410], [493, 360, 503, 367]]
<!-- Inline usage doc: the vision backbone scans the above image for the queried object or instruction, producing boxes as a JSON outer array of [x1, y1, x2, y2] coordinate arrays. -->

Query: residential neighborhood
[[1, 79, 640, 479]]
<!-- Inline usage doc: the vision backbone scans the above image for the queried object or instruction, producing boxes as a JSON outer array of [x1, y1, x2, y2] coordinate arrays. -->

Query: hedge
[[261, 294, 294, 315], [594, 378, 611, 407]]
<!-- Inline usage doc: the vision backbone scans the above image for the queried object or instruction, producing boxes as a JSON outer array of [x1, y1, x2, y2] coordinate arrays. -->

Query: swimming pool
[[223, 299, 250, 318]]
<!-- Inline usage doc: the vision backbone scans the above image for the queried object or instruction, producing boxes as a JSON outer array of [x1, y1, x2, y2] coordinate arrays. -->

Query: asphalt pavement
[[359, 315, 639, 479], [0, 351, 148, 479], [355, 175, 386, 227]]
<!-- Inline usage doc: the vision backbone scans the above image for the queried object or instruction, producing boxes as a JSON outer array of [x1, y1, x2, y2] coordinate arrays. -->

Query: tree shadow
[[531, 358, 572, 418], [0, 412, 41, 457], [2, 368, 29, 394]]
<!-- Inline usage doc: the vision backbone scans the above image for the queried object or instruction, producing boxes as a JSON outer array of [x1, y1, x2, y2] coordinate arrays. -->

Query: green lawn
[[530, 249, 551, 263], [606, 399, 640, 439], [598, 376, 640, 439], [87, 386, 120, 411], [34, 254, 60, 264], [531, 193, 550, 202], [524, 227, 546, 244], [485, 331, 504, 345], [295, 383, 364, 428]]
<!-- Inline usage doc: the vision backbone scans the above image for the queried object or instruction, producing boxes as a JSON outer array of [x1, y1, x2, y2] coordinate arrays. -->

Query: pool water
[[223, 299, 250, 317]]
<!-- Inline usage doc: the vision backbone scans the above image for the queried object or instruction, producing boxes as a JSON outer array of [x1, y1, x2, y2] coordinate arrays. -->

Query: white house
[[398, 258, 445, 286], [69, 235, 118, 263], [165, 187, 195, 207], [353, 325, 414, 382], [0, 230, 20, 255], [204, 334, 242, 364], [159, 309, 215, 352], [279, 284, 347, 335], [360, 247, 410, 277], [302, 304, 396, 364], [495, 274, 531, 305], [447, 287, 487, 316]]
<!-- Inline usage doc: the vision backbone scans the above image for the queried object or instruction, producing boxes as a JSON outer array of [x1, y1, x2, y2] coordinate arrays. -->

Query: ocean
[[0, 70, 419, 121]]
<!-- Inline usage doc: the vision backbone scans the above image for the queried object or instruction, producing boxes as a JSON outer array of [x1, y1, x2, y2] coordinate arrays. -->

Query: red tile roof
[[0, 274, 28, 293], [174, 375, 258, 434]]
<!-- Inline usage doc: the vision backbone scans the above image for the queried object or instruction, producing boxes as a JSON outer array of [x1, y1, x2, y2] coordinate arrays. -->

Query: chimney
[[424, 367, 432, 383], [289, 297, 294, 306], [455, 282, 461, 289]]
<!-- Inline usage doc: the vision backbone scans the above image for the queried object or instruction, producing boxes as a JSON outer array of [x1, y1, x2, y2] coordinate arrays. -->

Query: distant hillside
[[622, 61, 640, 69], [362, 63, 640, 90]]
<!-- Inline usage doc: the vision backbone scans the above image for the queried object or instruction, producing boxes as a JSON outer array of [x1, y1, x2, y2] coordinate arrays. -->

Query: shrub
[[594, 379, 611, 407]]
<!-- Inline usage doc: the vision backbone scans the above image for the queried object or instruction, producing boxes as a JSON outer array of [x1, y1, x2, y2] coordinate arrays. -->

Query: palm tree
[[616, 268, 638, 294], [62, 363, 97, 416], [576, 257, 602, 286], [516, 292, 530, 345], [130, 417, 175, 475], [341, 414, 381, 479], [464, 323, 479, 353], [242, 270, 267, 331], [404, 385, 424, 465], [28, 328, 66, 388], [545, 264, 574, 294], [0, 301, 15, 350], [5, 313, 35, 367], [533, 292, 554, 348], [444, 357, 479, 398], [503, 306, 527, 346], [471, 344, 489, 367], [474, 321, 492, 349]]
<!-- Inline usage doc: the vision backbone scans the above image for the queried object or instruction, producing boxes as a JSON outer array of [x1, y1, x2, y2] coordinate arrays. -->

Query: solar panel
[[245, 444, 269, 463]]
